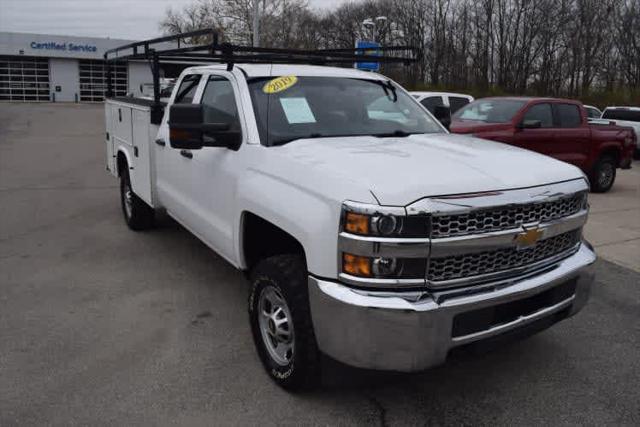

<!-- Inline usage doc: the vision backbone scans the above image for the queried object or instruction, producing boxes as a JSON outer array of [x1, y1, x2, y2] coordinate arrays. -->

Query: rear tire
[[120, 169, 155, 230], [248, 254, 320, 391], [589, 155, 617, 193]]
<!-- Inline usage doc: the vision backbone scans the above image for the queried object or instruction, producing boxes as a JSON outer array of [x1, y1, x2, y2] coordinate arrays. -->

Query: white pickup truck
[[104, 37, 596, 390]]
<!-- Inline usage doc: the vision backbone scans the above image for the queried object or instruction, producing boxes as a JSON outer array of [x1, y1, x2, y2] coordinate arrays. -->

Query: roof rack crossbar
[[104, 28, 216, 59], [156, 53, 415, 65], [104, 28, 418, 65], [104, 28, 419, 116]]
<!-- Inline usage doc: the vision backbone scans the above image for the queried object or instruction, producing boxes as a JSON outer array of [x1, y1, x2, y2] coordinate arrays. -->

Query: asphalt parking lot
[[1, 103, 639, 426]]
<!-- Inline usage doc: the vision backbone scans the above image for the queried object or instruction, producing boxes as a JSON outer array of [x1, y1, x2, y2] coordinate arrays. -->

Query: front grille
[[431, 193, 585, 238], [428, 230, 581, 283]]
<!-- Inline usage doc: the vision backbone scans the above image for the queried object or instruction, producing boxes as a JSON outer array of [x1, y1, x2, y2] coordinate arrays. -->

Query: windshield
[[247, 76, 444, 146], [602, 109, 640, 122], [453, 99, 527, 123]]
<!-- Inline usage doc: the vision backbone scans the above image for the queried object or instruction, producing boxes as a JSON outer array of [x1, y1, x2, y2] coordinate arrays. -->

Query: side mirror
[[433, 105, 451, 129], [519, 119, 542, 130], [168, 104, 241, 150]]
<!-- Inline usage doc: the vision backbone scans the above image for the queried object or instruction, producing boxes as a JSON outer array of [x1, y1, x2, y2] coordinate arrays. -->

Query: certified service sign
[[30, 41, 97, 53]]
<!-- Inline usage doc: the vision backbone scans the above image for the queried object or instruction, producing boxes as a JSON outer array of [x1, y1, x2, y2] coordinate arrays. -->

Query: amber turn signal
[[342, 253, 371, 277], [344, 212, 369, 235]]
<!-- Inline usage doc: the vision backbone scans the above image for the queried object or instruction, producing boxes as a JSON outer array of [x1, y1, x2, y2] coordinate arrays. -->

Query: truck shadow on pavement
[[95, 212, 637, 424], [156, 212, 573, 391], [319, 329, 564, 390]]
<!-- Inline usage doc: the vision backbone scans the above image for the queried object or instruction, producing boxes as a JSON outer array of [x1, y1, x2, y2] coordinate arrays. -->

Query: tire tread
[[249, 254, 320, 391]]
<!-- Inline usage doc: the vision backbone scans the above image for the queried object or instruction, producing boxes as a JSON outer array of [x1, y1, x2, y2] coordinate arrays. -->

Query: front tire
[[589, 155, 617, 193], [120, 169, 155, 230], [249, 255, 320, 391]]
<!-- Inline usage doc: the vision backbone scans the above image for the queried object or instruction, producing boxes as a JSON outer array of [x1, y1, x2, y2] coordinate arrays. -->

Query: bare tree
[[159, 0, 640, 102]]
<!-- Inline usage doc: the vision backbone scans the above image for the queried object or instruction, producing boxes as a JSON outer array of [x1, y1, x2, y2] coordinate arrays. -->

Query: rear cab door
[[551, 102, 591, 169]]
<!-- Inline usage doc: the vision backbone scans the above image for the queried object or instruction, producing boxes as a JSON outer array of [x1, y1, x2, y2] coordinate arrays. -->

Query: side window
[[449, 96, 470, 113], [420, 96, 444, 113], [602, 109, 640, 122], [586, 107, 601, 119], [174, 74, 201, 104], [556, 104, 582, 128], [200, 75, 240, 130], [522, 103, 553, 128]]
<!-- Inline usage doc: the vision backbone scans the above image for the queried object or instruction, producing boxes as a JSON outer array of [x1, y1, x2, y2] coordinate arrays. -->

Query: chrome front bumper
[[308, 243, 596, 372]]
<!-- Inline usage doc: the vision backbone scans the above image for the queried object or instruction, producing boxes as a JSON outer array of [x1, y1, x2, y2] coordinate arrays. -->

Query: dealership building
[[0, 32, 158, 102]]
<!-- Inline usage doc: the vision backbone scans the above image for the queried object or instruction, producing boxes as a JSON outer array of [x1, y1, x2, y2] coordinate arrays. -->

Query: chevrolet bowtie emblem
[[515, 226, 544, 249]]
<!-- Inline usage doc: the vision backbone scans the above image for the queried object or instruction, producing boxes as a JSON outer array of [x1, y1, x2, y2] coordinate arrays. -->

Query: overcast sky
[[0, 0, 347, 40]]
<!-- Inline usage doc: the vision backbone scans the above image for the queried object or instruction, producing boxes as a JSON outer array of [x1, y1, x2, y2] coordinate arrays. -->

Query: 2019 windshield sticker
[[263, 76, 298, 94]]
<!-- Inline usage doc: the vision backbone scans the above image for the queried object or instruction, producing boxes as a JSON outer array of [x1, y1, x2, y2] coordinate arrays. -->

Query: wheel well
[[599, 147, 620, 166], [242, 212, 305, 271], [116, 151, 128, 177]]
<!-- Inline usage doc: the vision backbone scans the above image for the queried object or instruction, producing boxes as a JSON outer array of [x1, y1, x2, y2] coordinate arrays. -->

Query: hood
[[450, 120, 513, 134], [270, 133, 584, 206]]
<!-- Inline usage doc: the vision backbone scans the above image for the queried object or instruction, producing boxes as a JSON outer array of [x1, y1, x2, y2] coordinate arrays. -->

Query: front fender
[[235, 168, 376, 278]]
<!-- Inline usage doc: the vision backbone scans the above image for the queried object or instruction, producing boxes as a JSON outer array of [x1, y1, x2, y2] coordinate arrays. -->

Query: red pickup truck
[[449, 97, 636, 192]]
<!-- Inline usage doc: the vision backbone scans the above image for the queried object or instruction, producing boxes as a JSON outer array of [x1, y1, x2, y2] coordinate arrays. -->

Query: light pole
[[357, 16, 389, 72], [361, 16, 388, 43], [374, 16, 387, 44], [361, 19, 374, 42], [253, 0, 261, 47]]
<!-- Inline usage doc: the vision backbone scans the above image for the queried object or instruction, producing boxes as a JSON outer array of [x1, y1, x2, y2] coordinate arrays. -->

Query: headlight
[[341, 253, 426, 279], [341, 204, 429, 238], [339, 202, 429, 283]]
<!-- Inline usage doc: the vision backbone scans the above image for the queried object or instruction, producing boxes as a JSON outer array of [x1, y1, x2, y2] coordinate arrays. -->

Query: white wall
[[49, 58, 79, 102]]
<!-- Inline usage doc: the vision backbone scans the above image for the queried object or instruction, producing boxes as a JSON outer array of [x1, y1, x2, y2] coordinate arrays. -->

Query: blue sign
[[355, 40, 381, 72], [30, 41, 97, 53]]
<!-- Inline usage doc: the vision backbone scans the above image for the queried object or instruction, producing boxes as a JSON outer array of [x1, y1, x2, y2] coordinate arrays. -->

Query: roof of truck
[[184, 63, 389, 80], [476, 96, 586, 105], [410, 91, 474, 99], [604, 106, 640, 111]]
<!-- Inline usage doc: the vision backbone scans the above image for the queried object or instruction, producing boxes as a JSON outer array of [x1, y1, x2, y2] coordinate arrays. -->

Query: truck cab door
[[513, 102, 556, 155], [179, 72, 244, 261], [551, 103, 591, 169]]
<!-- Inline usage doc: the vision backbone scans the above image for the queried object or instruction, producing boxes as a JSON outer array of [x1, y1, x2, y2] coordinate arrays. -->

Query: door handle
[[180, 149, 193, 159], [155, 138, 166, 146]]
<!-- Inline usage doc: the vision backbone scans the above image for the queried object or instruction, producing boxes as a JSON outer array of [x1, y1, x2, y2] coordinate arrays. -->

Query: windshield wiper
[[370, 79, 397, 102], [270, 133, 326, 146], [373, 130, 417, 138], [270, 130, 423, 146]]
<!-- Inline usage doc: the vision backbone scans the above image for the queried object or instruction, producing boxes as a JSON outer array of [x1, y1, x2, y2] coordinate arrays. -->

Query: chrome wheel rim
[[598, 163, 614, 188], [123, 180, 133, 219], [258, 286, 294, 366]]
